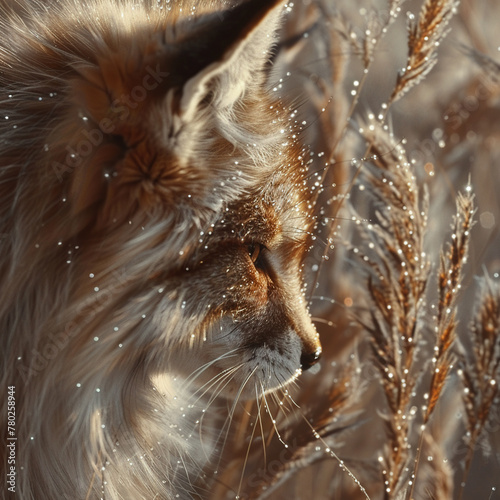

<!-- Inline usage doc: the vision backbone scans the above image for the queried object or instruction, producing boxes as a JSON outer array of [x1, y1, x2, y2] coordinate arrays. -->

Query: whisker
[[183, 348, 241, 387], [255, 385, 267, 467], [278, 390, 370, 500], [260, 382, 288, 449], [190, 363, 244, 403], [208, 364, 262, 484], [236, 375, 262, 500]]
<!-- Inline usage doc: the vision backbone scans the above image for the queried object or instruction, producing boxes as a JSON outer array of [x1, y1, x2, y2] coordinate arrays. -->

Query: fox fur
[[0, 0, 322, 498]]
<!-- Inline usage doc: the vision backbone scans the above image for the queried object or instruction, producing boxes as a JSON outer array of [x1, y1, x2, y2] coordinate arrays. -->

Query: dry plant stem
[[312, 0, 457, 299], [309, 0, 405, 300], [408, 188, 475, 500], [247, 366, 364, 500], [405, 430, 425, 500], [427, 187, 474, 445], [352, 129, 429, 498], [426, 189, 475, 422], [457, 278, 500, 500], [289, 397, 371, 500], [390, 0, 460, 104]]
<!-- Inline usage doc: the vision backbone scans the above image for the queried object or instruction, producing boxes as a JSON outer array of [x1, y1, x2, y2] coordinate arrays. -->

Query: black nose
[[300, 347, 322, 371]]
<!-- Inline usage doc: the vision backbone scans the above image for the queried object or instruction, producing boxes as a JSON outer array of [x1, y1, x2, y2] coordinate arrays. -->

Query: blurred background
[[206, 1, 500, 498]]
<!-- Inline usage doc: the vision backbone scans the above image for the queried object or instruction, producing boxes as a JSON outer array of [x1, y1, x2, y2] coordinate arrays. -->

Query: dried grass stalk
[[201, 1, 499, 498], [390, 0, 459, 103], [340, 0, 404, 70], [407, 187, 474, 500], [410, 433, 453, 500], [457, 277, 500, 498], [351, 124, 429, 498], [424, 188, 475, 422], [246, 363, 365, 500]]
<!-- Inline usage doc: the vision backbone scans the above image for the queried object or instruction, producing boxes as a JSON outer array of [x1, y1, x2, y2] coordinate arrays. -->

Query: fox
[[0, 0, 322, 498]]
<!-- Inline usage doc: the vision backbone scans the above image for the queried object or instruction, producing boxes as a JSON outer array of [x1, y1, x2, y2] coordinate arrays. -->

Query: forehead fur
[[201, 161, 315, 251], [0, 0, 290, 240]]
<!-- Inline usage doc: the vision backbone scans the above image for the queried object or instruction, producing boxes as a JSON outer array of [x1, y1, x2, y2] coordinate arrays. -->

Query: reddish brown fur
[[0, 1, 321, 498]]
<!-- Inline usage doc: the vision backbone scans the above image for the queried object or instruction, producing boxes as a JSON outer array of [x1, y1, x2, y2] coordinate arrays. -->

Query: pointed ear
[[177, 0, 285, 122]]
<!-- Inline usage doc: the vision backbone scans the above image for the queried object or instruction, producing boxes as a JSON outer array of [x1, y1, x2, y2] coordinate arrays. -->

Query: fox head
[[1, 0, 321, 404], [0, 0, 322, 496]]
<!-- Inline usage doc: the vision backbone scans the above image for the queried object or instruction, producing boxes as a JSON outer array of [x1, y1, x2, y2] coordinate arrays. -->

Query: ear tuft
[[51, 0, 287, 228], [177, 0, 285, 121]]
